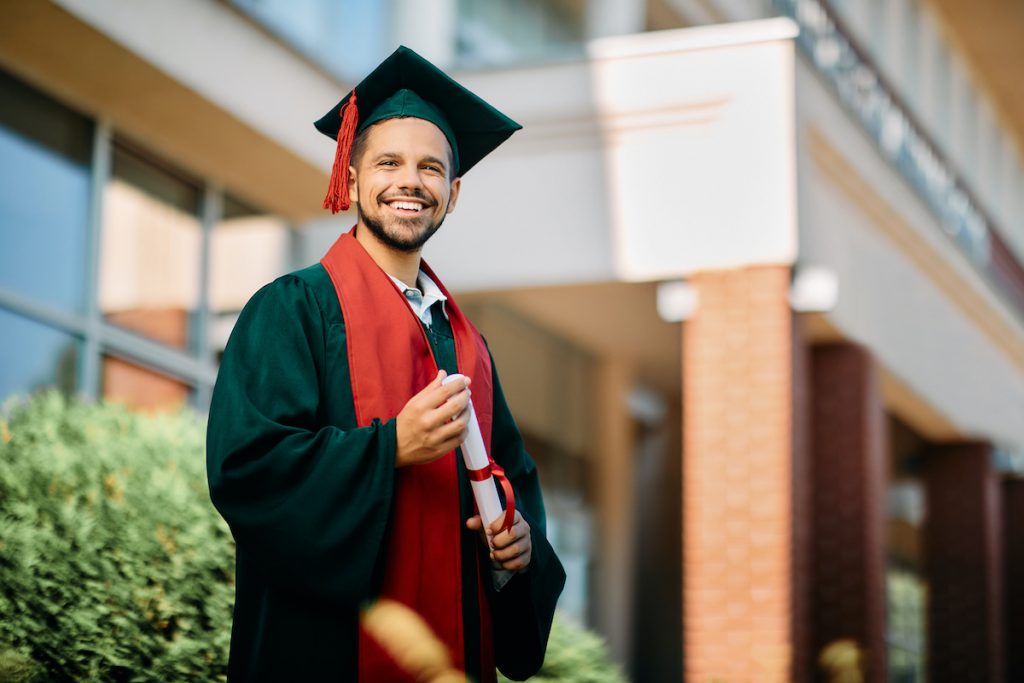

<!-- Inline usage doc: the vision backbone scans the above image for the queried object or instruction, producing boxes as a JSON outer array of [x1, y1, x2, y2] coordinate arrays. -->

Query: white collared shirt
[[388, 271, 449, 327]]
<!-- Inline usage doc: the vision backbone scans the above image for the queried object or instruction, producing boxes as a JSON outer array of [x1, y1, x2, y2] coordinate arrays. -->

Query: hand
[[466, 510, 532, 572], [395, 370, 471, 468]]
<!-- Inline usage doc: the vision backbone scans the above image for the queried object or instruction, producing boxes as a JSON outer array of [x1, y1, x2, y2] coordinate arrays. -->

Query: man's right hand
[[395, 370, 472, 468]]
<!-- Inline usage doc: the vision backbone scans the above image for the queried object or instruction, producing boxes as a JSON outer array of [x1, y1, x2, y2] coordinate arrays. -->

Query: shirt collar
[[388, 270, 449, 325]]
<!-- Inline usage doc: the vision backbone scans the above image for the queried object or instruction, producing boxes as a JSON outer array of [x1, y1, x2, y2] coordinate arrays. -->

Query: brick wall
[[682, 266, 801, 682], [1004, 478, 1024, 681], [924, 442, 1003, 683], [809, 344, 887, 681]]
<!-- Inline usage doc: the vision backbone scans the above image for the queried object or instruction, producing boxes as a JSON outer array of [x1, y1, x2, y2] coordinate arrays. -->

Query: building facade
[[1, 1, 1023, 681]]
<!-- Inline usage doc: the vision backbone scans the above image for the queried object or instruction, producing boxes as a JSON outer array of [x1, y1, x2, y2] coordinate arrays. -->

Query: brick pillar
[[682, 266, 804, 682], [923, 442, 1003, 683], [1004, 478, 1024, 682], [809, 344, 887, 680], [593, 358, 635, 671]]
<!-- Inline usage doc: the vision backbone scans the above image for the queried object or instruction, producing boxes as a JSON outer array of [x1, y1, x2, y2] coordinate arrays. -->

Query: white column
[[883, 0, 905, 88], [917, 8, 939, 133], [585, 0, 645, 40], [391, 0, 457, 67]]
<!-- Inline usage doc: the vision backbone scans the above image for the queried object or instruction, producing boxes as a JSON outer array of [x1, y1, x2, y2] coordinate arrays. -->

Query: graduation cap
[[315, 46, 522, 213]]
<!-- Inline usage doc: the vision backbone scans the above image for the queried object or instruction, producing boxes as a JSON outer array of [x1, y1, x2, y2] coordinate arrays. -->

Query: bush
[[0, 392, 624, 682], [501, 614, 626, 683], [0, 392, 233, 682]]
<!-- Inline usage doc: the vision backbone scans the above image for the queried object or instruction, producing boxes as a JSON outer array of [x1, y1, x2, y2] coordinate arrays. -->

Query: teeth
[[390, 201, 422, 211]]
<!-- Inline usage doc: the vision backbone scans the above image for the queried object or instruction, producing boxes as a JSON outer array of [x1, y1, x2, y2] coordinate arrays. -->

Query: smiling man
[[206, 47, 565, 682]]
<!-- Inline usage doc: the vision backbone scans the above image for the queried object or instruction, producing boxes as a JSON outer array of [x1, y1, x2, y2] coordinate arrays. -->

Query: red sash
[[320, 229, 497, 682]]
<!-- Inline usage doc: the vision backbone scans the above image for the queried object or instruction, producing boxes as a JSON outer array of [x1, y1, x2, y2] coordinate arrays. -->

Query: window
[[0, 68, 295, 412], [0, 309, 80, 400], [457, 0, 584, 66], [99, 142, 203, 352], [229, 0, 392, 80], [208, 194, 292, 356], [886, 416, 928, 683], [0, 70, 92, 313]]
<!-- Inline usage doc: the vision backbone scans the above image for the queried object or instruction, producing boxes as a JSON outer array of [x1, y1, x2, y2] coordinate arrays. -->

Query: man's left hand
[[466, 510, 531, 572]]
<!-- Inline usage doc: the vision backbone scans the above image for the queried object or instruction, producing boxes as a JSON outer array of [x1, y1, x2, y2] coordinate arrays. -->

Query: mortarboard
[[315, 46, 522, 213]]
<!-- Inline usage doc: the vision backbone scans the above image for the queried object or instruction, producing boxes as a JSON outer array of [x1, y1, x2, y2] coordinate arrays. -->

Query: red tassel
[[323, 89, 359, 214]]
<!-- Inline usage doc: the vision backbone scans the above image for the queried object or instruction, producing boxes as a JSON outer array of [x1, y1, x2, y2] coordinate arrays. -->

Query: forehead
[[361, 117, 452, 160]]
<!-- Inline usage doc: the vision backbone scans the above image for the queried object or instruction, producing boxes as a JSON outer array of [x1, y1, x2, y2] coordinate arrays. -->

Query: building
[[1, 1, 1022, 680]]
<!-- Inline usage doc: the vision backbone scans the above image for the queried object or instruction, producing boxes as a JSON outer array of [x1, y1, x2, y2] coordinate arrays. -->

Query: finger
[[497, 551, 531, 572], [492, 537, 530, 562], [439, 377, 470, 402], [434, 389, 471, 423], [433, 431, 468, 456], [492, 519, 529, 549], [465, 515, 482, 530], [433, 413, 470, 444], [488, 510, 524, 537], [408, 370, 448, 409]]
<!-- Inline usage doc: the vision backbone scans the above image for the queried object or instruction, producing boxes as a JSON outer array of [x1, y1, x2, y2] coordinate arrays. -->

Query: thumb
[[465, 515, 482, 530]]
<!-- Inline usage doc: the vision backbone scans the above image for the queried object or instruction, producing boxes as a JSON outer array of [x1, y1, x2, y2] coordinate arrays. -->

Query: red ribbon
[[467, 460, 516, 534]]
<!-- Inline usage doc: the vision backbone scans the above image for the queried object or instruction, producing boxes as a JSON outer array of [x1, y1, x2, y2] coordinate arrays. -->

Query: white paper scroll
[[442, 373, 505, 533]]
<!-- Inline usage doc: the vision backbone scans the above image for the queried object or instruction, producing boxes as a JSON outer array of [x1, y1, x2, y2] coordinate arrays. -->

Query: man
[[206, 46, 565, 682]]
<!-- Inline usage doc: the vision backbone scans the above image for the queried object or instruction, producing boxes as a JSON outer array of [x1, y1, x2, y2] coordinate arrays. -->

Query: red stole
[[320, 229, 497, 682]]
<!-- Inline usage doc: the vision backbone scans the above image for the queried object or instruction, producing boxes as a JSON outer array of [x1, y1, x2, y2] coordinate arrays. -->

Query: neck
[[354, 223, 422, 286]]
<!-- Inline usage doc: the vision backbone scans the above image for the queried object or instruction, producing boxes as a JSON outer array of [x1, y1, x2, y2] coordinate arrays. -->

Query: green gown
[[206, 263, 565, 682]]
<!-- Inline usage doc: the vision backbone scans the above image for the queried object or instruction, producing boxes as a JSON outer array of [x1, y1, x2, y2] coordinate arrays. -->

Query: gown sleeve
[[206, 274, 395, 609], [485, 353, 567, 681]]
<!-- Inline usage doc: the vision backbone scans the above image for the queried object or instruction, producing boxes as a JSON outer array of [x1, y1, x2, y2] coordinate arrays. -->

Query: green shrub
[[0, 391, 624, 682], [502, 614, 626, 683], [0, 392, 233, 682]]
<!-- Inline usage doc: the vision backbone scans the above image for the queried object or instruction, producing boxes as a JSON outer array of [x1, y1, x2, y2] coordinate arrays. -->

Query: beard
[[357, 190, 448, 253]]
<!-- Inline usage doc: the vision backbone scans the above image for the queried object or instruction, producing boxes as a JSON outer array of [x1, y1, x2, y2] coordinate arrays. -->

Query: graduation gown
[[206, 262, 565, 682]]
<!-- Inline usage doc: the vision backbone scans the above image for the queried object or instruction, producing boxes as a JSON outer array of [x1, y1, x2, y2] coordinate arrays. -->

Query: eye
[[423, 164, 443, 174], [378, 159, 398, 167]]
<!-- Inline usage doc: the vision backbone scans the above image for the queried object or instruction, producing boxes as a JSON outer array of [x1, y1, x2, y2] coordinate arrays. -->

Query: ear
[[348, 165, 358, 205], [445, 177, 462, 214]]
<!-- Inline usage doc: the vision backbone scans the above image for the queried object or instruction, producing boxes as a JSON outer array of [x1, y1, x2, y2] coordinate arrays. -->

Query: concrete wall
[[794, 58, 1024, 449]]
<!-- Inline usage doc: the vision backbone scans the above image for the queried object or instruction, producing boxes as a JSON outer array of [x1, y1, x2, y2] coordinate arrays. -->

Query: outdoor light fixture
[[656, 280, 698, 322], [788, 265, 839, 312]]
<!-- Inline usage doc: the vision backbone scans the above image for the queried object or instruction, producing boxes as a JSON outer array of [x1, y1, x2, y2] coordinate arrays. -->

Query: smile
[[383, 198, 430, 215]]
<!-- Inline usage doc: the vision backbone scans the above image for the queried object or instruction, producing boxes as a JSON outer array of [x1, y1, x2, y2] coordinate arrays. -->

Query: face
[[349, 117, 461, 253]]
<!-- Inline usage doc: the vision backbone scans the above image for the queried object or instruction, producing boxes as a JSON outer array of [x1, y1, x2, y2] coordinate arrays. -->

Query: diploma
[[442, 374, 514, 538]]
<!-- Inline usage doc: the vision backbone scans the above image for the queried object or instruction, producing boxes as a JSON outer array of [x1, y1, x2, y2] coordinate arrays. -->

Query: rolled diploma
[[442, 374, 505, 533]]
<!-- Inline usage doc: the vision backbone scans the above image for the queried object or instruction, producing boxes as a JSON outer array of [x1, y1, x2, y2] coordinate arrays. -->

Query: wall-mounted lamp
[[656, 280, 698, 322]]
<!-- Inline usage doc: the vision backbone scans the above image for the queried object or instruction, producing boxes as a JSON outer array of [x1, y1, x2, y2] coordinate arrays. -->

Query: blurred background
[[1, 0, 1023, 681]]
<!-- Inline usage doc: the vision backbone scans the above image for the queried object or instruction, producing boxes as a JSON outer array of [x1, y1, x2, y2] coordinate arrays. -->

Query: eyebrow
[[374, 151, 449, 172]]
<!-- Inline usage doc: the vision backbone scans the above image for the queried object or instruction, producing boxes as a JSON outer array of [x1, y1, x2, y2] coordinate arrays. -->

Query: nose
[[393, 161, 425, 191]]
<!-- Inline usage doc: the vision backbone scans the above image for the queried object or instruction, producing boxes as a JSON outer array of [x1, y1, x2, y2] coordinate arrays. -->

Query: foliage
[[500, 615, 627, 683], [0, 391, 622, 682], [0, 392, 233, 682]]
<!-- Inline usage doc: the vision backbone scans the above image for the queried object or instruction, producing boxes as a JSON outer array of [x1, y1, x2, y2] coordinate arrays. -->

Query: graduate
[[206, 46, 566, 682]]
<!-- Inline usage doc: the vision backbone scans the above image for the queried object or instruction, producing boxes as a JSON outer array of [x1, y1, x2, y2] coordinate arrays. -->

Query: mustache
[[377, 189, 436, 207]]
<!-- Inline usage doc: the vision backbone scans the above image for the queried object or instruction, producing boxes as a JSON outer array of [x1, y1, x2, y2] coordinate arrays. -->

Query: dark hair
[[348, 118, 456, 179]]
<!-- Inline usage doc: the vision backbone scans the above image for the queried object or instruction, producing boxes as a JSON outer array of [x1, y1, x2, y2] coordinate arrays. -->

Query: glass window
[[208, 195, 292, 356], [0, 308, 79, 400], [0, 70, 92, 313], [101, 353, 193, 413], [456, 0, 583, 66], [230, 0, 392, 80], [886, 415, 927, 683], [99, 141, 202, 352]]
